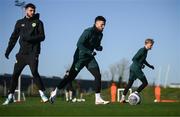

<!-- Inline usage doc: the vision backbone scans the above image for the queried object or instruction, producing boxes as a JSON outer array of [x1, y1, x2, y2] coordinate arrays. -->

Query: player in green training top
[[49, 16, 109, 105], [120, 39, 155, 103]]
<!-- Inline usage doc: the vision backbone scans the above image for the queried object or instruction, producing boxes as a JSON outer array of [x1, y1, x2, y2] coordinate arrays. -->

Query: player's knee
[[96, 73, 101, 80], [99, 73, 101, 78], [13, 70, 21, 77], [143, 81, 148, 87], [31, 70, 39, 77]]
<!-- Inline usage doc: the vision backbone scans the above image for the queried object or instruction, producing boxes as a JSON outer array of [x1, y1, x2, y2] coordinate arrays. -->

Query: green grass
[[0, 87, 180, 116]]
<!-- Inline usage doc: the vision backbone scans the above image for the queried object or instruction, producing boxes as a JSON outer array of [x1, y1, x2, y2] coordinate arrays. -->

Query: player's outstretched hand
[[150, 65, 154, 70], [5, 53, 9, 59], [96, 46, 103, 51], [92, 52, 97, 56]]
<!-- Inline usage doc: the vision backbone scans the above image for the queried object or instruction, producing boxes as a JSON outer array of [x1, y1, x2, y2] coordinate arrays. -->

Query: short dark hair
[[95, 16, 106, 23], [145, 38, 154, 44], [25, 3, 36, 9]]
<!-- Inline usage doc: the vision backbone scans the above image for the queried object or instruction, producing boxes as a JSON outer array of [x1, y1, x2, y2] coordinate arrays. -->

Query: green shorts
[[129, 64, 146, 81], [73, 57, 99, 72]]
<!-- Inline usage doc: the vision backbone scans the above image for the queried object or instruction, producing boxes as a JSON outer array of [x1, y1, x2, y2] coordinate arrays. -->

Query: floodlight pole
[[164, 65, 170, 88], [14, 0, 26, 17], [157, 66, 162, 86]]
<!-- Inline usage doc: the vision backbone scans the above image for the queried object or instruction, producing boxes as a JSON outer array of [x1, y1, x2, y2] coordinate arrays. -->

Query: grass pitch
[[0, 87, 180, 116]]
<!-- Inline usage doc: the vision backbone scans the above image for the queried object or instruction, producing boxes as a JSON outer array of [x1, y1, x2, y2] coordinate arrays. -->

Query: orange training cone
[[154, 85, 161, 102], [111, 82, 117, 102]]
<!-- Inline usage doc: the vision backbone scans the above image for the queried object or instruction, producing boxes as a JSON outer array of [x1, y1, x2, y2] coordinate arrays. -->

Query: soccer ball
[[128, 93, 141, 105]]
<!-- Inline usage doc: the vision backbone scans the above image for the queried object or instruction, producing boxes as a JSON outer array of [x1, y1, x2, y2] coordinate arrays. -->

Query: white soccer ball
[[128, 93, 141, 105]]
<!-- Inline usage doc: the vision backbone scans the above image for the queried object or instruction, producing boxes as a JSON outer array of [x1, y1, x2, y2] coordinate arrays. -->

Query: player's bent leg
[[137, 76, 148, 93], [120, 79, 134, 103], [10, 58, 26, 94], [32, 74, 48, 103], [50, 65, 80, 104], [2, 60, 25, 105], [120, 71, 135, 103]]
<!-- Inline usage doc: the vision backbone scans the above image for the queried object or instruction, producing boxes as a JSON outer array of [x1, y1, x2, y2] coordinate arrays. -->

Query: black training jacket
[[5, 13, 45, 56]]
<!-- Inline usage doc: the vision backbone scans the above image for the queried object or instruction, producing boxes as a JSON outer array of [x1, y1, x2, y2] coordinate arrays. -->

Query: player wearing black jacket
[[2, 3, 48, 105]]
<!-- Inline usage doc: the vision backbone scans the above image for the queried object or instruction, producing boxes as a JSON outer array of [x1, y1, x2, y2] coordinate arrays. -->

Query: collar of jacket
[[143, 46, 148, 51], [24, 13, 40, 21]]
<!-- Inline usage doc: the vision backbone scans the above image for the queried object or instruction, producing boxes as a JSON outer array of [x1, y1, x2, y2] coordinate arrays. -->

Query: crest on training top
[[32, 23, 36, 27]]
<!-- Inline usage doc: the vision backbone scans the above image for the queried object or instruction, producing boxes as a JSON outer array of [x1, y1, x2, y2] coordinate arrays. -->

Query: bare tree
[[102, 70, 111, 81], [106, 58, 130, 86], [116, 58, 130, 86], [109, 64, 118, 82]]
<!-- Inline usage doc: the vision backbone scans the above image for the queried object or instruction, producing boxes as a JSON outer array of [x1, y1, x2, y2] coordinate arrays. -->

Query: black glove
[[149, 65, 154, 70], [5, 53, 9, 59], [96, 46, 103, 51], [141, 64, 145, 69], [92, 52, 97, 56]]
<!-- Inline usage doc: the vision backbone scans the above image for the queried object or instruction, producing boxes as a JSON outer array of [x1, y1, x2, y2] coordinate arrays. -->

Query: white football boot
[[95, 93, 109, 105], [41, 94, 48, 103], [2, 94, 14, 105], [39, 90, 48, 103], [120, 95, 127, 103], [95, 98, 110, 105], [49, 89, 57, 104]]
